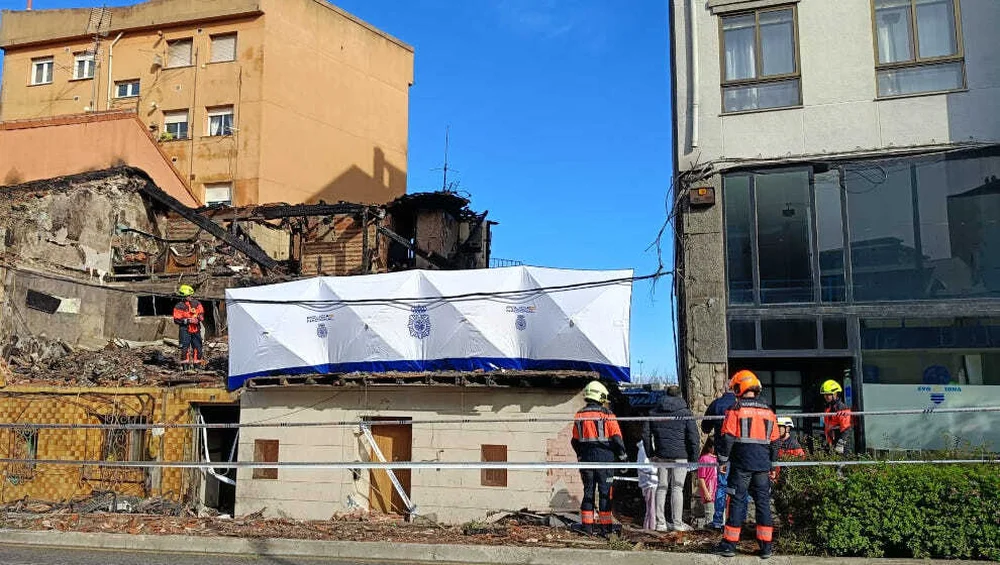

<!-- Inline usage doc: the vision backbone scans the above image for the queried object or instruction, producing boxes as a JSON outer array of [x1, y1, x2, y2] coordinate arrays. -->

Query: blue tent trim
[[228, 358, 631, 390]]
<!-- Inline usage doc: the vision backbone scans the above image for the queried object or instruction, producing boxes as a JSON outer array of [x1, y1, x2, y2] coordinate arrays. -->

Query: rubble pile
[[2, 336, 226, 386], [0, 504, 741, 554]]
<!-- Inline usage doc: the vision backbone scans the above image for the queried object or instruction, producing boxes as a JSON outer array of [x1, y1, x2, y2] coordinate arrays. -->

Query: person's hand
[[718, 462, 729, 476], [769, 469, 779, 482]]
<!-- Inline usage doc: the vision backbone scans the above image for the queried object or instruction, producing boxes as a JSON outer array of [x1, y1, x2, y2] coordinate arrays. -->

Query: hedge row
[[773, 462, 1000, 560]]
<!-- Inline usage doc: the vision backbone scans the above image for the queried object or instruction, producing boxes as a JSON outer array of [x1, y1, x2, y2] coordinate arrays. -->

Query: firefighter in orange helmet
[[712, 370, 780, 559], [571, 381, 626, 536]]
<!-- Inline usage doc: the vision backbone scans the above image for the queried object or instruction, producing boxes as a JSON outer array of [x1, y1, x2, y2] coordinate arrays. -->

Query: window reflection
[[756, 170, 813, 303], [725, 176, 754, 304]]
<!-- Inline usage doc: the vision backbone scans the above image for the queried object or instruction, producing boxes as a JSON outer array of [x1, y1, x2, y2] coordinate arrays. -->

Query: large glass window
[[861, 317, 1000, 385], [873, 0, 965, 97], [756, 170, 813, 303], [725, 176, 754, 304], [723, 147, 1000, 306], [847, 163, 920, 301], [720, 7, 800, 113], [815, 171, 846, 302]]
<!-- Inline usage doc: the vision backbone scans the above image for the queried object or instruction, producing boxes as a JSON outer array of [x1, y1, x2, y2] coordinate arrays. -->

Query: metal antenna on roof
[[84, 5, 112, 112], [441, 125, 451, 192]]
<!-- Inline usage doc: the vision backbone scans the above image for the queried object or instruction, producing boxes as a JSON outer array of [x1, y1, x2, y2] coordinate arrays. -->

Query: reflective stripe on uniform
[[756, 524, 774, 542], [724, 525, 741, 542]]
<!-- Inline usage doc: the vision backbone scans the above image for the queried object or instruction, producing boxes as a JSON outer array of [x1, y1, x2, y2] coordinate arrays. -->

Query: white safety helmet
[[777, 416, 795, 429]]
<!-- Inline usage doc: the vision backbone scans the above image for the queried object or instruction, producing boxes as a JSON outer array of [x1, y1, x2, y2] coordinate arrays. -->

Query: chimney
[[26, 0, 33, 10]]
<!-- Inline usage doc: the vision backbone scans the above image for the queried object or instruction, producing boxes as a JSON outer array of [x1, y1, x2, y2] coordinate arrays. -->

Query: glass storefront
[[721, 147, 1000, 452]]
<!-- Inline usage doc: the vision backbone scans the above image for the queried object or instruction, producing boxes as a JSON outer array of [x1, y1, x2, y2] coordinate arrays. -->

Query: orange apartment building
[[0, 0, 414, 207]]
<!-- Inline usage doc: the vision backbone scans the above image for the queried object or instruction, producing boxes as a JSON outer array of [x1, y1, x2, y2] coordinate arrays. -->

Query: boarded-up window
[[481, 444, 507, 487], [253, 439, 279, 479], [167, 39, 193, 67], [210, 33, 237, 63]]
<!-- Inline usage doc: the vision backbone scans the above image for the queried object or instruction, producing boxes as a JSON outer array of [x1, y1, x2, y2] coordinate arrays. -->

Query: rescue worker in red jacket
[[820, 380, 852, 454], [173, 284, 205, 364], [713, 370, 780, 560], [772, 417, 806, 482], [776, 417, 806, 459], [571, 381, 627, 536]]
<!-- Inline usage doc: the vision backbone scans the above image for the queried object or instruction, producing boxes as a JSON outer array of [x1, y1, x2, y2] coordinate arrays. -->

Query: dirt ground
[[0, 511, 774, 555]]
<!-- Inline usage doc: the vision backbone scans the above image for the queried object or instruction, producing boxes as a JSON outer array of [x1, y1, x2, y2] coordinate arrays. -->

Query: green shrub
[[774, 462, 1000, 560]]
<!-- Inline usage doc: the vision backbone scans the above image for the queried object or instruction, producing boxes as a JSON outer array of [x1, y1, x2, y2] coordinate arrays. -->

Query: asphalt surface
[[0, 544, 422, 565]]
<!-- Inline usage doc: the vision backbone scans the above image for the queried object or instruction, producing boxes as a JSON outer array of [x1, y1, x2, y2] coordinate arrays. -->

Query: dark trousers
[[579, 468, 614, 525], [179, 329, 203, 361], [723, 467, 773, 548]]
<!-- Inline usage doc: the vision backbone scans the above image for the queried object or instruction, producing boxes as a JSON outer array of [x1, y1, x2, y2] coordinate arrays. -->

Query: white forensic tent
[[226, 267, 632, 389]]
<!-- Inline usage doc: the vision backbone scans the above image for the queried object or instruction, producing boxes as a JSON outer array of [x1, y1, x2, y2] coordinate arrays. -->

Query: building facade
[[0, 0, 413, 207], [236, 384, 585, 524], [670, 0, 1000, 451]]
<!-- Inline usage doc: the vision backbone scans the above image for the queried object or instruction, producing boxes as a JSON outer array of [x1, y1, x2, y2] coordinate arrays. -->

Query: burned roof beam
[[376, 225, 455, 270], [135, 175, 280, 272], [251, 203, 370, 220]]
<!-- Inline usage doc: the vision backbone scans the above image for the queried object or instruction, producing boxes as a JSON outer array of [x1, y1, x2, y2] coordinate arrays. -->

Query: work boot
[[712, 542, 737, 558], [759, 542, 773, 560]]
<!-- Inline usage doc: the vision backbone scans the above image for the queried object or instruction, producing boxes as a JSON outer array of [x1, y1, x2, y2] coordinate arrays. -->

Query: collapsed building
[[0, 165, 495, 515]]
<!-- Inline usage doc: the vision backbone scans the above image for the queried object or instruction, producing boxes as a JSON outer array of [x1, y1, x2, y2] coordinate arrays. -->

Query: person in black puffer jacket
[[642, 386, 699, 531]]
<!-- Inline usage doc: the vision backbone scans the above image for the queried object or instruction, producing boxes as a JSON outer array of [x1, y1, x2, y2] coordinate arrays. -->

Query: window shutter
[[167, 40, 192, 67], [211, 34, 237, 63], [253, 439, 279, 479], [481, 444, 508, 487]]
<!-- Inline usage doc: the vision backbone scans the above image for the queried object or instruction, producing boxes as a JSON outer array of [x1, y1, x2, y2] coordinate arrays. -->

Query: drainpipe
[[106, 32, 124, 111], [689, 0, 700, 148]]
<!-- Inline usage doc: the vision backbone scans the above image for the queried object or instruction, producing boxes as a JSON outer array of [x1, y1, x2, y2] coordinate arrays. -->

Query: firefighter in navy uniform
[[173, 284, 205, 364], [713, 370, 780, 559], [571, 381, 627, 536]]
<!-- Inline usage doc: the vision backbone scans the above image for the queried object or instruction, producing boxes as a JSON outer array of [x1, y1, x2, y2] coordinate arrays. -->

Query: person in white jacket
[[636, 441, 658, 530]]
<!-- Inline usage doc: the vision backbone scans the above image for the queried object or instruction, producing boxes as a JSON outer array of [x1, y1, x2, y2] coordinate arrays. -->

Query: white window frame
[[163, 110, 190, 141], [166, 38, 194, 68], [206, 106, 235, 137], [31, 57, 54, 85], [210, 33, 238, 63], [73, 52, 96, 80], [115, 79, 141, 98], [204, 182, 233, 206]]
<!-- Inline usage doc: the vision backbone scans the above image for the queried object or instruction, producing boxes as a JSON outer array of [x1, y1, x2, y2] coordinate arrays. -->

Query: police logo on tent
[[408, 306, 431, 339], [515, 314, 527, 331], [316, 323, 328, 338]]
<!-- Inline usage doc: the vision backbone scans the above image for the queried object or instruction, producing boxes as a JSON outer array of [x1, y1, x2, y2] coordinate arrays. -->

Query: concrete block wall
[[235, 387, 584, 524]]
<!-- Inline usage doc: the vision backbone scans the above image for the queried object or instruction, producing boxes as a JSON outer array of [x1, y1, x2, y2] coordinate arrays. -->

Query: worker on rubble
[[571, 381, 626, 537], [820, 380, 852, 455], [713, 370, 780, 560], [173, 284, 205, 364]]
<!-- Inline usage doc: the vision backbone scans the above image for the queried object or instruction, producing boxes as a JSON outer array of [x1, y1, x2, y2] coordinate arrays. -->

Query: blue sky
[[0, 0, 677, 382]]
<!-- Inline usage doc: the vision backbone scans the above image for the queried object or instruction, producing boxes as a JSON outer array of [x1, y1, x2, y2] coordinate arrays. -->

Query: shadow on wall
[[308, 147, 406, 205]]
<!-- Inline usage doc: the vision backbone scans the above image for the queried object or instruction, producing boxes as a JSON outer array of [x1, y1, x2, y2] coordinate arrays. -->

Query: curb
[[0, 530, 992, 565]]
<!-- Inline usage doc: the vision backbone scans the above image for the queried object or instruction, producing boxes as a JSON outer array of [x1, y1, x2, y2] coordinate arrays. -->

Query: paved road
[[0, 544, 420, 565]]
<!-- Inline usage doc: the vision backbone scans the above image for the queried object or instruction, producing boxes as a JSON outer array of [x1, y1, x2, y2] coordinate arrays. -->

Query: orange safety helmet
[[730, 369, 762, 396]]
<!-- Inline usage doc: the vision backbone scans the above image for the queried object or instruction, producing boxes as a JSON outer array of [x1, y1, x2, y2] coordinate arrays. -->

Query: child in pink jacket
[[696, 438, 718, 528]]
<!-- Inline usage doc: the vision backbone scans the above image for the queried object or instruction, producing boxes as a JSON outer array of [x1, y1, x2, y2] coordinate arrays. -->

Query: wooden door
[[368, 423, 412, 515]]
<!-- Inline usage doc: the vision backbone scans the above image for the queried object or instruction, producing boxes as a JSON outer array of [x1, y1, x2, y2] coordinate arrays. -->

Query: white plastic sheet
[[226, 267, 632, 389]]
